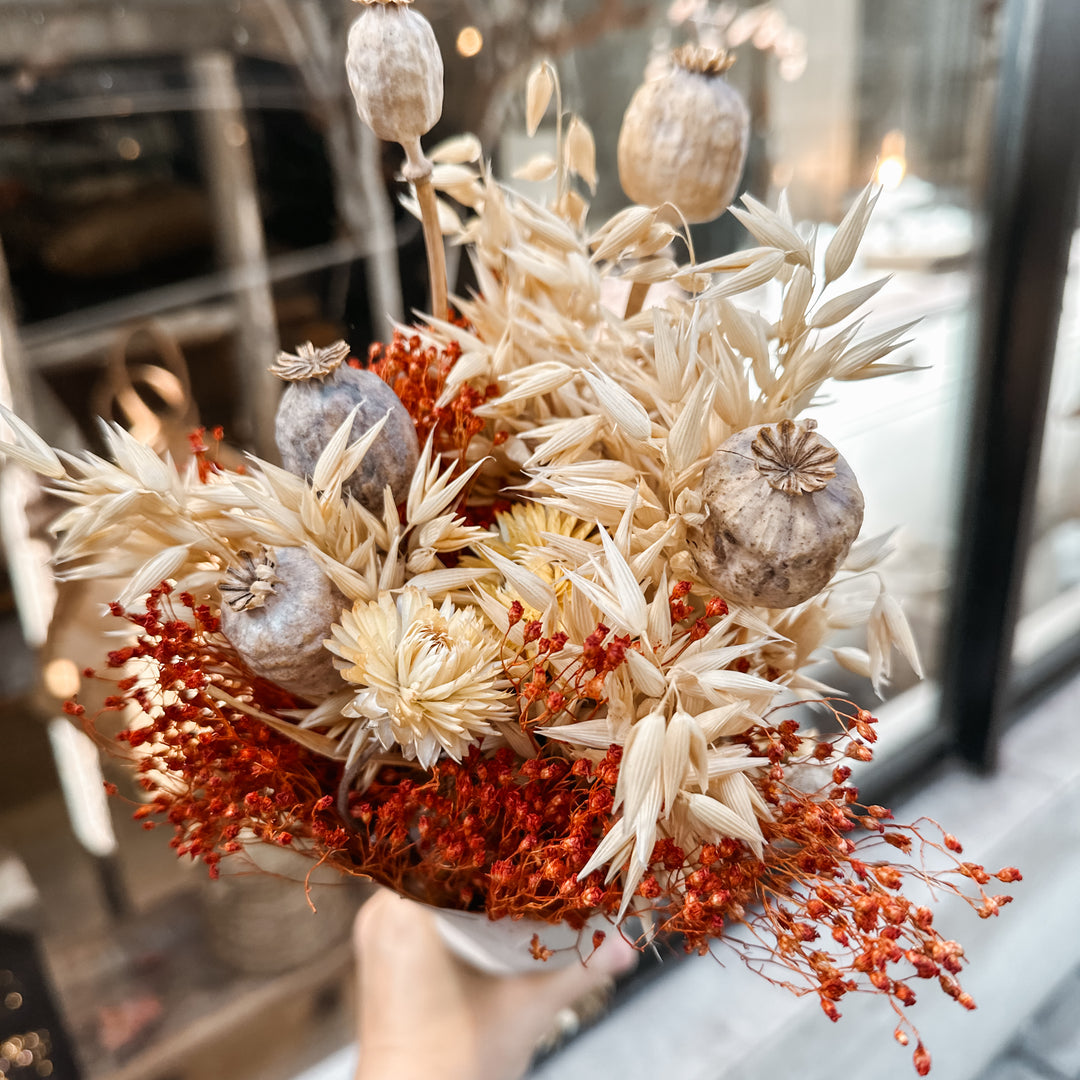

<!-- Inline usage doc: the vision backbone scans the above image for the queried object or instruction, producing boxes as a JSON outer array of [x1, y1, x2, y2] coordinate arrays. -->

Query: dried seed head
[[617, 47, 749, 225], [346, 0, 443, 179], [671, 44, 737, 76], [219, 546, 347, 700], [751, 418, 838, 495], [220, 550, 280, 612], [270, 341, 350, 383], [689, 420, 864, 608], [274, 353, 420, 512]]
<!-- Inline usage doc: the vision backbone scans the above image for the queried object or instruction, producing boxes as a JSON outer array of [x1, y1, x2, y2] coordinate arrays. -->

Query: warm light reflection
[[224, 121, 248, 148], [876, 155, 906, 189], [117, 135, 141, 161], [875, 129, 907, 189], [456, 26, 483, 57], [43, 657, 81, 699]]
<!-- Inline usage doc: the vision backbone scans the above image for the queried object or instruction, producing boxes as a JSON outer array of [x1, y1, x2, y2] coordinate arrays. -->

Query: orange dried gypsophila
[[364, 329, 497, 462], [680, 701, 1019, 1075], [84, 587, 1018, 1078]]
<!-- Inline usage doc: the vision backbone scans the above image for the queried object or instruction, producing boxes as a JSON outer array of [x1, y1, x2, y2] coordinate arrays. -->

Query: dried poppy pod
[[617, 45, 749, 225], [272, 341, 419, 512], [346, 0, 443, 180], [689, 419, 864, 608], [219, 547, 347, 700], [346, 0, 449, 323]]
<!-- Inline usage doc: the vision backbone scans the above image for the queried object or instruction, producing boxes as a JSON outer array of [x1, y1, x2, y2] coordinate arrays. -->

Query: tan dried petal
[[428, 133, 482, 164], [779, 265, 814, 341], [809, 276, 891, 329], [512, 155, 558, 183], [728, 196, 810, 264], [824, 183, 881, 284], [590, 205, 655, 261], [701, 250, 786, 299]]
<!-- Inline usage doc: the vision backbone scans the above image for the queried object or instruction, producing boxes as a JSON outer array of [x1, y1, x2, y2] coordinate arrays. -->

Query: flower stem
[[414, 172, 449, 320], [552, 63, 566, 205]]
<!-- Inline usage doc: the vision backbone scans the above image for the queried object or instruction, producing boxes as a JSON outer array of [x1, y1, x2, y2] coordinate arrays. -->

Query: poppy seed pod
[[688, 419, 864, 608], [219, 547, 347, 700], [346, 0, 444, 179], [271, 341, 420, 513], [618, 45, 749, 225]]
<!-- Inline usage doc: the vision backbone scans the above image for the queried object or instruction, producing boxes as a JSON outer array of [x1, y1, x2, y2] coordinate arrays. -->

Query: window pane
[[1014, 203, 1080, 669], [488, 2, 1002, 721]]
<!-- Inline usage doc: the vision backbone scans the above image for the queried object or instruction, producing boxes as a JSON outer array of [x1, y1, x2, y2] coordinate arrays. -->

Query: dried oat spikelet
[[689, 419, 864, 608], [618, 45, 749, 225]]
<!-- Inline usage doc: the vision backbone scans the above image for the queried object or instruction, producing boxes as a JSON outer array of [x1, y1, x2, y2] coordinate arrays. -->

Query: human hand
[[353, 890, 638, 1080]]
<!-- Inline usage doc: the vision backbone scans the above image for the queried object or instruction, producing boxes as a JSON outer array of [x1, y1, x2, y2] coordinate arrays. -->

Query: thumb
[[501, 928, 639, 1021]]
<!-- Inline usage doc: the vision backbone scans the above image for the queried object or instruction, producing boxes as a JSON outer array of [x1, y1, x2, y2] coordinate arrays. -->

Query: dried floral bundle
[[0, 10, 1018, 1075]]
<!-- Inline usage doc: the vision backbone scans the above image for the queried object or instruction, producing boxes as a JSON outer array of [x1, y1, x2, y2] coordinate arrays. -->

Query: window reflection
[[1015, 206, 1080, 667]]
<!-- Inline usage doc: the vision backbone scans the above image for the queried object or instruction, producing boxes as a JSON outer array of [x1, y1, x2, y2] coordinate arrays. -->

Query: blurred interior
[[1, 2, 1078, 1079]]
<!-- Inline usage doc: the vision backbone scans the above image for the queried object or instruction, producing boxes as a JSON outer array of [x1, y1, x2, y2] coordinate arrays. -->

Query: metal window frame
[[939, 0, 1080, 771]]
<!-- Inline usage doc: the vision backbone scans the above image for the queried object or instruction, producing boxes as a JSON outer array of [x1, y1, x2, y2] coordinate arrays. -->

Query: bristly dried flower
[[270, 341, 350, 382], [326, 588, 509, 768]]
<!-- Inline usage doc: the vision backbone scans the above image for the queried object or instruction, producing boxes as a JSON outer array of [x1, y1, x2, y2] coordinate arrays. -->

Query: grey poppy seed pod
[[688, 419, 864, 608], [618, 46, 749, 225], [346, 0, 443, 178], [271, 342, 420, 512], [219, 547, 347, 700]]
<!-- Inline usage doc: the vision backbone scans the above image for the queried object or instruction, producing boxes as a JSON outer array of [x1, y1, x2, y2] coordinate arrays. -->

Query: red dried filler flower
[[88, 587, 1018, 1074], [366, 329, 496, 463]]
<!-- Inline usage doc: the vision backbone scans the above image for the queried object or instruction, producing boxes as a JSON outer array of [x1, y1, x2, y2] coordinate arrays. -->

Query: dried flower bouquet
[[0, 3, 1018, 1073]]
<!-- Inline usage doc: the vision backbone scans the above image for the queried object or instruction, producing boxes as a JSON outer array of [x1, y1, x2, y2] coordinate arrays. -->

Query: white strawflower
[[326, 587, 508, 768]]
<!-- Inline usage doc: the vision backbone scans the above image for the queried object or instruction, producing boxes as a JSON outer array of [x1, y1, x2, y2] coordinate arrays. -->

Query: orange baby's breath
[[86, 584, 1016, 1076]]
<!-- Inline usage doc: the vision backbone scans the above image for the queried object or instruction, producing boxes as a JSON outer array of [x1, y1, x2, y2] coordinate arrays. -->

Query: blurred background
[[0, 1, 1078, 1079]]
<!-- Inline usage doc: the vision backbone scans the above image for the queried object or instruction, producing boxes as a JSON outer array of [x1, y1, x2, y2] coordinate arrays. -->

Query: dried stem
[[414, 172, 449, 319], [553, 64, 566, 205]]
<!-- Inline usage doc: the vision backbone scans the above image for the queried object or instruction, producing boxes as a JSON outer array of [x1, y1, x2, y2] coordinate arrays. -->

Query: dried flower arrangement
[[0, 2, 1019, 1073]]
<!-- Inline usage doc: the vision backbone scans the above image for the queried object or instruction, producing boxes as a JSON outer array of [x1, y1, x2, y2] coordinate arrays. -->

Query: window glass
[[487, 1, 1002, 717], [1014, 201, 1080, 669]]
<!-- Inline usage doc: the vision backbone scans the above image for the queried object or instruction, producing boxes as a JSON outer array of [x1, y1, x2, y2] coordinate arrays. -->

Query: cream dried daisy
[[485, 503, 592, 582], [326, 587, 507, 768]]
